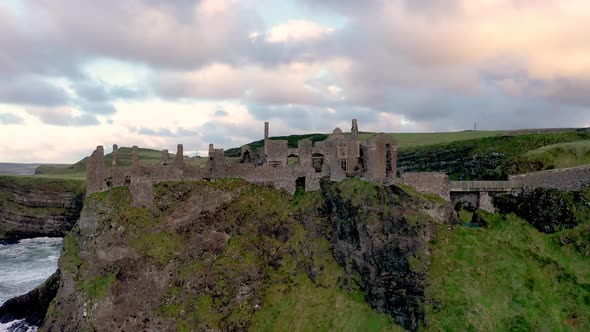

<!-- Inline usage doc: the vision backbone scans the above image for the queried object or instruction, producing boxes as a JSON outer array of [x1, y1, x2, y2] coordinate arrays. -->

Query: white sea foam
[[0, 237, 61, 331], [0, 237, 62, 306], [0, 319, 37, 332]]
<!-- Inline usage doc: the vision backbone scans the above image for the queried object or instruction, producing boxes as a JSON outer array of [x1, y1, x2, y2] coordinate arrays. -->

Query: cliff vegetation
[[31, 177, 590, 331]]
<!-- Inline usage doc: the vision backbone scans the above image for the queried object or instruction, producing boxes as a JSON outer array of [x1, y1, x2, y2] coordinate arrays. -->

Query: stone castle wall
[[509, 165, 590, 191], [401, 172, 450, 201], [86, 146, 105, 195], [85, 118, 590, 210], [85, 119, 409, 206]]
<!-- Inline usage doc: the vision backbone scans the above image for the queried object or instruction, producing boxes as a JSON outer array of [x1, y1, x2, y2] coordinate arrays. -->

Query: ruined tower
[[112, 144, 119, 166], [111, 144, 124, 187], [264, 121, 269, 155], [175, 144, 184, 168], [161, 149, 170, 166], [86, 145, 105, 195], [351, 119, 359, 140], [365, 133, 397, 181]]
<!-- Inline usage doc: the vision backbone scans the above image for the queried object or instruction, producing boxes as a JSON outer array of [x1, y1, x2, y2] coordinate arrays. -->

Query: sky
[[1, 0, 590, 163]]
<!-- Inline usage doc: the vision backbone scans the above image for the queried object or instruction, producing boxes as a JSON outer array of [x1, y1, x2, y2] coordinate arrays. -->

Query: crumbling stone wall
[[175, 144, 184, 168], [86, 119, 403, 204], [509, 165, 590, 191], [208, 144, 225, 177], [223, 163, 321, 194], [365, 133, 397, 181], [111, 144, 125, 187], [129, 177, 154, 208], [402, 172, 450, 201], [319, 123, 361, 174], [240, 145, 252, 163], [266, 140, 288, 167], [86, 146, 105, 195], [161, 149, 170, 165], [298, 139, 313, 168]]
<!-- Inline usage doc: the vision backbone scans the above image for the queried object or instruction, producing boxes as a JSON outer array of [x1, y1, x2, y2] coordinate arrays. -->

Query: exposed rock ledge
[[0, 271, 61, 328], [0, 176, 85, 242]]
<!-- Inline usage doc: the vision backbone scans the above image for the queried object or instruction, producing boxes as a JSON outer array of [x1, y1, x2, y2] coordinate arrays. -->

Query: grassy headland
[[428, 212, 590, 330]]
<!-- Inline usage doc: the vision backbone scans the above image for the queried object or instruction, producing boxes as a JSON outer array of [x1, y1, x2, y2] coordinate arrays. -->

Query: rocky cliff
[[0, 176, 85, 242], [18, 176, 590, 331], [41, 178, 454, 331]]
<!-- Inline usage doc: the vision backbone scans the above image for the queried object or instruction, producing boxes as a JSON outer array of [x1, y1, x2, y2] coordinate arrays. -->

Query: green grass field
[[0, 175, 85, 193], [522, 140, 590, 169], [427, 213, 590, 331], [359, 130, 502, 148]]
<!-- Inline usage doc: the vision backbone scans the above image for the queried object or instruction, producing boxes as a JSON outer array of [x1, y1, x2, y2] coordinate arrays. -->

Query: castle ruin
[[85, 118, 590, 210], [86, 119, 400, 206]]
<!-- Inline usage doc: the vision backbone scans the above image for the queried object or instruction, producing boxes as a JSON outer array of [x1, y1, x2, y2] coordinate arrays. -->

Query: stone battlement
[[86, 120, 399, 206]]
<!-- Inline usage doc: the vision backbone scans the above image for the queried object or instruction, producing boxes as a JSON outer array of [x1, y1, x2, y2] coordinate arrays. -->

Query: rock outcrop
[[0, 176, 85, 242], [0, 271, 61, 327], [40, 179, 455, 331], [319, 180, 456, 330]]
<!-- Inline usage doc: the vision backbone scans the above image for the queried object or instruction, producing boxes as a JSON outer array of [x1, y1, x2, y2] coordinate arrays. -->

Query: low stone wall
[[509, 165, 590, 191], [401, 172, 450, 201]]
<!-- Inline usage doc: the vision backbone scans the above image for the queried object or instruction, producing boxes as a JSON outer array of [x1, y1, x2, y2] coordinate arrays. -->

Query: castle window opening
[[337, 146, 347, 159], [241, 150, 251, 163], [340, 158, 348, 172], [296, 177, 306, 193], [312, 153, 324, 173], [288, 154, 299, 166]]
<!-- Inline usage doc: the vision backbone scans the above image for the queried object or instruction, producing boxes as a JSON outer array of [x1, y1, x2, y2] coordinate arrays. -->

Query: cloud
[[134, 127, 199, 137], [18, 0, 260, 69], [265, 20, 334, 43], [0, 76, 70, 106], [156, 59, 351, 105], [26, 107, 100, 126], [214, 108, 229, 117], [0, 112, 24, 124], [2, 0, 590, 163]]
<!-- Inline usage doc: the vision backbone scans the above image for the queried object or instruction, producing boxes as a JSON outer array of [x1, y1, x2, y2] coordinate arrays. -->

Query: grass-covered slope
[[512, 140, 590, 173], [398, 131, 590, 180], [360, 130, 502, 147], [224, 133, 329, 157], [428, 212, 590, 331]]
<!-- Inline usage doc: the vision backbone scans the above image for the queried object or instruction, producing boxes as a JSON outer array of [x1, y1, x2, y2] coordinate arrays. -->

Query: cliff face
[[42, 179, 453, 331], [35, 178, 590, 331], [320, 182, 455, 330], [0, 176, 85, 241]]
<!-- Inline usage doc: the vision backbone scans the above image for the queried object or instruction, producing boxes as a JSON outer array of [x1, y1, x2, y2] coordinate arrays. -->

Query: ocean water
[[0, 237, 62, 332]]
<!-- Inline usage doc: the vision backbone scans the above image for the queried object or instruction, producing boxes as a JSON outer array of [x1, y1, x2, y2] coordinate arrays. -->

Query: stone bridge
[[449, 180, 523, 213]]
